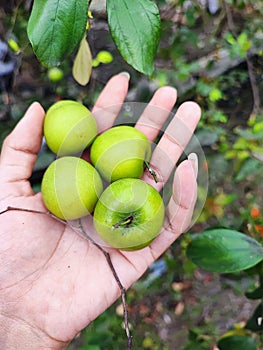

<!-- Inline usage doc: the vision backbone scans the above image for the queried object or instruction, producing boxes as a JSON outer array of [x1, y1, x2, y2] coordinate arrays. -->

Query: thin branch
[[78, 220, 133, 350], [0, 206, 133, 350], [246, 54, 261, 115], [223, 0, 235, 33], [223, 0, 261, 116], [0, 206, 65, 224]]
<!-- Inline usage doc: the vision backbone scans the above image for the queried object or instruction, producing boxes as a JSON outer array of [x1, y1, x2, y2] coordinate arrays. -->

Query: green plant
[[187, 229, 263, 274], [186, 226, 263, 349], [2, 1, 263, 348], [26, 0, 161, 84], [224, 31, 252, 59]]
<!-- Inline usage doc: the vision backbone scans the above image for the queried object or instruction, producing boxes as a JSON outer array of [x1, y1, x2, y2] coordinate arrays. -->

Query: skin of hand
[[0, 73, 201, 349]]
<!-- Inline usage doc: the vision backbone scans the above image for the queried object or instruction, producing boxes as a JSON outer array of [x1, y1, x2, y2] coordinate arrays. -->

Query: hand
[[0, 73, 201, 349]]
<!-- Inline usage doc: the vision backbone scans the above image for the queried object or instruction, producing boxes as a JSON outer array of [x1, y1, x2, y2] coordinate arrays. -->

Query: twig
[[223, 0, 261, 115], [0, 206, 133, 350], [223, 0, 235, 33], [246, 54, 261, 115], [78, 220, 133, 349], [0, 206, 66, 224]]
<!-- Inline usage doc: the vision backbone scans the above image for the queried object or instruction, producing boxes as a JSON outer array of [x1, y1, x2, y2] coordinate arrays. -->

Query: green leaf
[[237, 32, 251, 51], [225, 32, 236, 45], [107, 0, 160, 75], [27, 0, 89, 67], [187, 229, 263, 273], [218, 335, 257, 350], [209, 88, 223, 102], [246, 302, 263, 332], [253, 120, 263, 133]]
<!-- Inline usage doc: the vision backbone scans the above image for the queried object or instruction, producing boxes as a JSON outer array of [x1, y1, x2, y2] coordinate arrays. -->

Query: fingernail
[[159, 86, 177, 95], [188, 153, 198, 178], [26, 101, 37, 112], [119, 71, 130, 80], [25, 101, 45, 117]]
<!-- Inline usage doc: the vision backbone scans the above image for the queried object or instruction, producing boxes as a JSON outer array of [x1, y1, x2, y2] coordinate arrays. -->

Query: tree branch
[[246, 54, 261, 115]]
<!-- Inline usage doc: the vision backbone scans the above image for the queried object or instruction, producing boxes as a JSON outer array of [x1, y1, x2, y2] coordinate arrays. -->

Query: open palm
[[0, 73, 201, 349]]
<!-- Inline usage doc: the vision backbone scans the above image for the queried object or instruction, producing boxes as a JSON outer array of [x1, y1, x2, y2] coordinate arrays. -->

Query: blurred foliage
[[1, 0, 263, 349]]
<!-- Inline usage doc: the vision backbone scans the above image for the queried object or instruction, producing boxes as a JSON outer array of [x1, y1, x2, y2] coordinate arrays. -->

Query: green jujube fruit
[[41, 156, 103, 220], [44, 100, 97, 156]]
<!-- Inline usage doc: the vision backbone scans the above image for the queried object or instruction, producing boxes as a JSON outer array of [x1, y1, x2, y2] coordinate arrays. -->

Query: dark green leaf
[[246, 302, 263, 332], [246, 285, 263, 300], [218, 335, 257, 350], [27, 0, 89, 67], [107, 0, 160, 75], [187, 229, 263, 273]]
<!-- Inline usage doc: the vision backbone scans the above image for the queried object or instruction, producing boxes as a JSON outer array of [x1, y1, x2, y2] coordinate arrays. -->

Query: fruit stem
[[113, 215, 134, 229], [144, 161, 158, 183]]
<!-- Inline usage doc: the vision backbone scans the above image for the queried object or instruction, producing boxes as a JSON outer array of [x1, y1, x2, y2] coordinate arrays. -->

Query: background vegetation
[[0, 0, 263, 349]]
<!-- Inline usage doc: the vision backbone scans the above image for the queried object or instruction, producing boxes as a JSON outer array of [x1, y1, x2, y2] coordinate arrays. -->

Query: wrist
[[0, 314, 68, 350]]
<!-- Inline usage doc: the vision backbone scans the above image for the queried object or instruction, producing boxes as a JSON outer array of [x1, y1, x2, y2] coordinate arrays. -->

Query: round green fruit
[[90, 125, 151, 182], [44, 100, 97, 156], [41, 156, 103, 220], [93, 178, 165, 250], [47, 67, 64, 82]]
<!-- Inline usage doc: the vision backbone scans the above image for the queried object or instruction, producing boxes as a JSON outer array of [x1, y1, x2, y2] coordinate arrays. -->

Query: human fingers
[[142, 101, 201, 191], [166, 153, 198, 234], [0, 102, 45, 195], [92, 72, 130, 133], [135, 86, 177, 141], [148, 154, 198, 260]]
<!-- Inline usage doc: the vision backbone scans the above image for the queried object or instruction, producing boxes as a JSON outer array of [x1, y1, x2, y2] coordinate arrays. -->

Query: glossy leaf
[[107, 0, 160, 75], [218, 335, 257, 350], [187, 229, 263, 273], [27, 0, 89, 67], [72, 36, 92, 86], [246, 302, 263, 332]]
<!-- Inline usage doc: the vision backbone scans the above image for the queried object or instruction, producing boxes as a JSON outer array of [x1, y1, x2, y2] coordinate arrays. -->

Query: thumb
[[0, 102, 45, 195]]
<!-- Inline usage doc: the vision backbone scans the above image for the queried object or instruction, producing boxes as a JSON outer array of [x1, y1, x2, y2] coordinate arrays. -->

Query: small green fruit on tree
[[93, 178, 165, 250], [41, 156, 103, 220], [90, 125, 151, 182], [47, 67, 64, 82], [44, 100, 97, 156]]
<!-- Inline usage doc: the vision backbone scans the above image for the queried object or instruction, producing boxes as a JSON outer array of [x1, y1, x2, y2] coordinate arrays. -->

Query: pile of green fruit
[[41, 100, 165, 251]]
